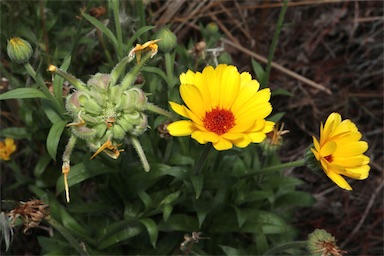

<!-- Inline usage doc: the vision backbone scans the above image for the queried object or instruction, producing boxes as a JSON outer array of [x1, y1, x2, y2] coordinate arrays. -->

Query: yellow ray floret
[[129, 39, 161, 62]]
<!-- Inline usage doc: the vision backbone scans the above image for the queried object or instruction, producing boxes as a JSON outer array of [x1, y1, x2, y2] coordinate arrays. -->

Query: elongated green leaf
[[34, 154, 52, 178], [251, 58, 266, 87], [0, 127, 31, 139], [158, 214, 199, 232], [139, 218, 158, 248], [53, 55, 71, 109], [82, 11, 118, 49], [97, 223, 143, 250], [47, 120, 67, 160], [220, 245, 245, 256], [142, 66, 168, 82], [190, 173, 204, 199], [56, 161, 119, 195], [42, 100, 65, 123], [275, 191, 315, 208], [0, 88, 48, 100]]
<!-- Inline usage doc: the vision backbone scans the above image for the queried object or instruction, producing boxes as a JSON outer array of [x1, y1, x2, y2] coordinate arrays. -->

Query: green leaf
[[138, 190, 153, 212], [34, 154, 52, 178], [271, 88, 292, 97], [0, 88, 48, 100], [47, 120, 67, 160], [162, 204, 173, 222], [139, 218, 158, 248], [267, 112, 286, 123], [42, 100, 65, 123], [158, 214, 199, 232], [56, 161, 119, 195], [251, 58, 266, 87], [0, 127, 31, 139], [275, 191, 315, 208], [97, 223, 142, 250], [53, 55, 71, 108], [220, 245, 245, 256], [81, 11, 118, 49], [190, 173, 204, 199]]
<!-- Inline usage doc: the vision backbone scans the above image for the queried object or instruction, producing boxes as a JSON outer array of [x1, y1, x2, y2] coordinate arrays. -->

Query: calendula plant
[[1, 0, 370, 255]]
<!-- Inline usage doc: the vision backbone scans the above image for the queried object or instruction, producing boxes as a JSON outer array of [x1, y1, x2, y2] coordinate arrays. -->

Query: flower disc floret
[[310, 112, 370, 190], [167, 64, 275, 150]]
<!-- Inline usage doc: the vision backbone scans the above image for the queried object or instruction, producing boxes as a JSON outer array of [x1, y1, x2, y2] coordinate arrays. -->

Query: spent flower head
[[0, 138, 17, 161], [167, 64, 274, 150], [307, 112, 370, 190], [307, 229, 346, 256], [49, 40, 172, 202]]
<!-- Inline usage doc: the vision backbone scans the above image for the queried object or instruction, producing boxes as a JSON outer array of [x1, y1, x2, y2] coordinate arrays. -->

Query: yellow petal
[[169, 102, 203, 126], [320, 141, 337, 156], [212, 137, 233, 150], [221, 132, 244, 140], [167, 120, 196, 136], [180, 83, 205, 118], [219, 65, 240, 108], [231, 80, 259, 113], [191, 130, 220, 144], [325, 169, 352, 190], [203, 65, 220, 107], [334, 141, 368, 156], [344, 165, 370, 180], [233, 135, 252, 148], [247, 132, 266, 143]]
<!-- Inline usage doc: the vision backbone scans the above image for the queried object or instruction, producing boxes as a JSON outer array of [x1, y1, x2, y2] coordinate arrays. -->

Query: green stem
[[164, 52, 176, 90], [130, 136, 150, 172], [24, 62, 65, 117], [263, 241, 307, 255], [262, 0, 289, 87], [111, 0, 123, 58], [237, 159, 305, 179], [193, 143, 212, 175], [135, 0, 146, 40], [121, 51, 153, 90], [146, 103, 176, 120], [44, 215, 89, 255]]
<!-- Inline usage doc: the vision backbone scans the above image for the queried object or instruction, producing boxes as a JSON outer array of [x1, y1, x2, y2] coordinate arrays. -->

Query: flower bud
[[7, 37, 33, 64], [87, 73, 110, 92], [206, 22, 219, 34], [155, 28, 177, 53]]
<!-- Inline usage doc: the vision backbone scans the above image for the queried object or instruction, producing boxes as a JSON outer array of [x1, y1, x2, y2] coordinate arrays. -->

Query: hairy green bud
[[155, 28, 177, 53], [7, 37, 33, 64]]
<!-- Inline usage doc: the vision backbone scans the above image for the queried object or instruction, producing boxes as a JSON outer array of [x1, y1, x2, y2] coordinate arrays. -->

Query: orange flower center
[[325, 155, 333, 163], [203, 107, 235, 135]]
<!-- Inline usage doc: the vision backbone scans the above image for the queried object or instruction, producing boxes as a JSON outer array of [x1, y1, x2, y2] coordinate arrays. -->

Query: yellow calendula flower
[[0, 138, 17, 161], [168, 64, 275, 150], [310, 112, 370, 190]]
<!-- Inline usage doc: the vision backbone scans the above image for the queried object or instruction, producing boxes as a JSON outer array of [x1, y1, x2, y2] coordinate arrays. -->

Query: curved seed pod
[[93, 123, 108, 138], [128, 87, 147, 111], [87, 73, 110, 92], [80, 95, 102, 115], [81, 114, 101, 125], [109, 85, 123, 105], [112, 124, 126, 140], [131, 113, 148, 136], [116, 116, 134, 132], [71, 126, 96, 139]]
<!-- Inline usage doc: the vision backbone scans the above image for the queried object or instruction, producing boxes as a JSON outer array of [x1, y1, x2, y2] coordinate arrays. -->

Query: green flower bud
[[155, 28, 177, 53], [304, 145, 322, 173], [87, 73, 110, 92], [206, 22, 219, 34], [71, 126, 96, 139], [7, 37, 33, 64], [218, 52, 232, 65]]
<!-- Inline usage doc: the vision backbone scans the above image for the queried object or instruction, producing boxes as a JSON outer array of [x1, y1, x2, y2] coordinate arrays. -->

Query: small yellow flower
[[0, 138, 17, 161], [311, 112, 370, 190], [167, 64, 274, 150]]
